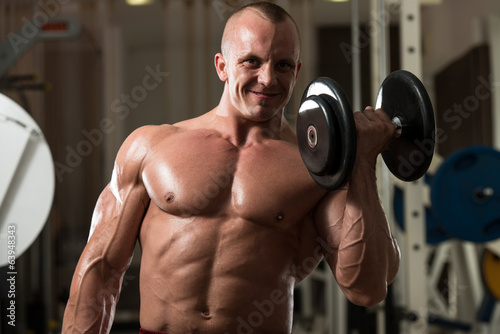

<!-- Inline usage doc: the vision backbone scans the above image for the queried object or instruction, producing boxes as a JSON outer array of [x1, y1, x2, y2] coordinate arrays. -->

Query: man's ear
[[215, 53, 228, 82], [295, 61, 302, 80]]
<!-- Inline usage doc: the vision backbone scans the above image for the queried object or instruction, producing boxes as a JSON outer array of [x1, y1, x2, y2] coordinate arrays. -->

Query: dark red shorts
[[139, 329, 167, 334]]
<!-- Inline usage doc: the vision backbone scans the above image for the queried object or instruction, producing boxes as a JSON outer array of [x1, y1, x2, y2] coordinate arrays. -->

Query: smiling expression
[[215, 10, 301, 122]]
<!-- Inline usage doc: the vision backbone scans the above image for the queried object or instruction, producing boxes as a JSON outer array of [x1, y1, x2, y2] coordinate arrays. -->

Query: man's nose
[[257, 64, 277, 86]]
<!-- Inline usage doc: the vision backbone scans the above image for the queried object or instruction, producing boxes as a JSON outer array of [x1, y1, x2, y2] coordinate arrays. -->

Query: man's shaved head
[[221, 1, 301, 58]]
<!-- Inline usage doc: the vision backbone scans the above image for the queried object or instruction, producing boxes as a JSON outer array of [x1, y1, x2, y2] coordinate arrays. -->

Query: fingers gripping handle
[[298, 70, 435, 189], [392, 116, 403, 138]]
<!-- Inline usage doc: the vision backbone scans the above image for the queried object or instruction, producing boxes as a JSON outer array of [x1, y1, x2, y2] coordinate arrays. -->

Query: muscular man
[[62, 2, 400, 333]]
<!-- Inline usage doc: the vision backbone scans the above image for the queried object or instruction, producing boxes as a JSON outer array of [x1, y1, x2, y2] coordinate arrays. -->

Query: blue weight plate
[[297, 77, 356, 190], [431, 146, 500, 243], [393, 183, 450, 245], [376, 70, 436, 182]]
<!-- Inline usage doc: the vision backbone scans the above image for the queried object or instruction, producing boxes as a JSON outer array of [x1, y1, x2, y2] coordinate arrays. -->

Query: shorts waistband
[[139, 328, 168, 334]]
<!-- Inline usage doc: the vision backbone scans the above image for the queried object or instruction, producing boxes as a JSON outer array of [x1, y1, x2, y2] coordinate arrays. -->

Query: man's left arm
[[313, 107, 401, 307]]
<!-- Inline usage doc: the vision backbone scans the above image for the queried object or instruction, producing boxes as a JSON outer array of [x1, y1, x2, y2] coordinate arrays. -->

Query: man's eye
[[244, 59, 258, 66], [277, 63, 292, 70]]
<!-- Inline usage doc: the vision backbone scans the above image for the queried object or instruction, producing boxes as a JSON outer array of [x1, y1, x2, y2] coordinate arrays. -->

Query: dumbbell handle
[[305, 115, 403, 148], [307, 116, 403, 148], [392, 116, 403, 138]]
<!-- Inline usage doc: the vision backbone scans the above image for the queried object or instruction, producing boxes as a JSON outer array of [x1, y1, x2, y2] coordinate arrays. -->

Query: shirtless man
[[62, 2, 400, 333]]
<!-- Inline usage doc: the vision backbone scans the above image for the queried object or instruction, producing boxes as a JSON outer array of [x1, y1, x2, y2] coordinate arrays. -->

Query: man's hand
[[353, 106, 395, 167]]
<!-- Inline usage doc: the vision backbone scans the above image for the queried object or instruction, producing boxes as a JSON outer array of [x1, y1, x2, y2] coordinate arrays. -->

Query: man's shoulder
[[172, 112, 213, 131], [115, 124, 179, 161], [127, 124, 180, 143], [126, 119, 214, 150]]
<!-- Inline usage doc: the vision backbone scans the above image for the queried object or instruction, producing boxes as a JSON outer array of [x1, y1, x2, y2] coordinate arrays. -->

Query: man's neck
[[206, 105, 289, 148]]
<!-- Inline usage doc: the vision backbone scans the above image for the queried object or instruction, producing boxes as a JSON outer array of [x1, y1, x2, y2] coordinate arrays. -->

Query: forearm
[[336, 159, 400, 306], [62, 258, 123, 333]]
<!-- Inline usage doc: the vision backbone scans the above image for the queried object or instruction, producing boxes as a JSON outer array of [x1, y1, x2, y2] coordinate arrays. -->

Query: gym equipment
[[393, 179, 451, 244], [431, 146, 500, 243], [297, 70, 435, 190], [375, 71, 436, 182], [396, 308, 472, 331], [0, 19, 81, 77], [480, 248, 500, 301], [477, 291, 496, 323], [0, 93, 55, 267], [296, 77, 356, 190], [0, 19, 80, 267]]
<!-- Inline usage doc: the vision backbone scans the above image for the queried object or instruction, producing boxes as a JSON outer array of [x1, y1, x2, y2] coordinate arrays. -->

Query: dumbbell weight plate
[[376, 70, 436, 182], [297, 77, 357, 190], [481, 249, 500, 301], [431, 146, 500, 243]]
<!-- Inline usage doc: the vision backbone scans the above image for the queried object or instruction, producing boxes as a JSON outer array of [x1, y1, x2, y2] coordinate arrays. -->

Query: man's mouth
[[250, 90, 279, 99]]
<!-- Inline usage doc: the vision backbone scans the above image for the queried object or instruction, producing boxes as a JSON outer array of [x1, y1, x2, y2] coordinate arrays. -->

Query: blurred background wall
[[0, 0, 499, 333]]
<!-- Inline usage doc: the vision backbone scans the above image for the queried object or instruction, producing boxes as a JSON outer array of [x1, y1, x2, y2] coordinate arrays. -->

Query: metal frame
[[398, 1, 429, 333]]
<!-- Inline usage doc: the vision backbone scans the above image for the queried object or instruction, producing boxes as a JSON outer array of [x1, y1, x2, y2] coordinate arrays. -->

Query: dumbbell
[[297, 70, 436, 190]]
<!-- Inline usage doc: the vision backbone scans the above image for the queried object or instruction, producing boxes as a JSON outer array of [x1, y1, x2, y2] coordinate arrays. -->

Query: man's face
[[217, 12, 301, 122]]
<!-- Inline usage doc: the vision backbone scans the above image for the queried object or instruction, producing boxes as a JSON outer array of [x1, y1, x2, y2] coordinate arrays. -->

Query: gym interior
[[1, 0, 499, 333]]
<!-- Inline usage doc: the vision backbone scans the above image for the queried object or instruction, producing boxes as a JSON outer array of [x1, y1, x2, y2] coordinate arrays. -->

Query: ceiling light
[[126, 0, 155, 6]]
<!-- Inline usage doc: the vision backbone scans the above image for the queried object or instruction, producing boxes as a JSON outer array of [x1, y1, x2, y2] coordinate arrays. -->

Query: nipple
[[275, 211, 285, 222], [165, 192, 175, 203]]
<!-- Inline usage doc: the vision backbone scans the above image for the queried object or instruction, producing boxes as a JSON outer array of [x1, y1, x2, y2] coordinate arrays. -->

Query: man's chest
[[141, 135, 323, 226]]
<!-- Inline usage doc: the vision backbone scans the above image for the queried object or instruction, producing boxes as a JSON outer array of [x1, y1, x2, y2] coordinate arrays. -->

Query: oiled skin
[[62, 8, 400, 334], [138, 119, 325, 333]]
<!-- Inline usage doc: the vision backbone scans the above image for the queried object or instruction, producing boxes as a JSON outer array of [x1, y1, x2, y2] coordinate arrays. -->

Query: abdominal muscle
[[137, 204, 301, 334]]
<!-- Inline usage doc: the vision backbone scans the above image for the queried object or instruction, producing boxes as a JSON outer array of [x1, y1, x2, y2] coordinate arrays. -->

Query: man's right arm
[[62, 127, 152, 333]]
